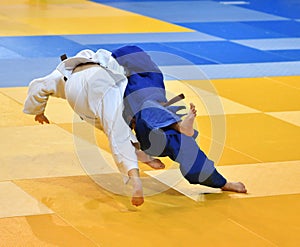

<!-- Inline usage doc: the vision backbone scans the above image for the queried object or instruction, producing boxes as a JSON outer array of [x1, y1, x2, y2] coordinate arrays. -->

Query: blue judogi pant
[[134, 110, 227, 188], [112, 45, 227, 188]]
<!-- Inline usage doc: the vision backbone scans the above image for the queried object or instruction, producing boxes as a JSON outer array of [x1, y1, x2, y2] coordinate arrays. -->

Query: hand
[[145, 159, 165, 169], [135, 150, 165, 168], [128, 169, 144, 207], [131, 196, 144, 207], [135, 149, 151, 163], [131, 182, 144, 207], [35, 113, 50, 124]]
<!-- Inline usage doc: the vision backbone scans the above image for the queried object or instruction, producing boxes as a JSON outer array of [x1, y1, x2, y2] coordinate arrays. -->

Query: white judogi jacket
[[23, 49, 139, 178]]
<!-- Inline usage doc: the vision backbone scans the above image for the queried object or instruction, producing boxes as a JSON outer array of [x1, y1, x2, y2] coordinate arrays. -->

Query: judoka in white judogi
[[23, 49, 148, 206]]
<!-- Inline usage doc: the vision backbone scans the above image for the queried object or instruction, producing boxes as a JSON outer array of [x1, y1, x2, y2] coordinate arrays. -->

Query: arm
[[106, 116, 144, 206], [99, 84, 144, 206], [106, 115, 144, 206], [23, 69, 66, 123]]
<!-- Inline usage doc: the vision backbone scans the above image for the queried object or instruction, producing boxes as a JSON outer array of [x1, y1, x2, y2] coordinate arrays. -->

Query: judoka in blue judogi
[[112, 45, 231, 189]]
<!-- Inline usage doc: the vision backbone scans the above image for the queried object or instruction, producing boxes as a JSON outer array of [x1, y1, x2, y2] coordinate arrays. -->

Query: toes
[[189, 103, 197, 116]]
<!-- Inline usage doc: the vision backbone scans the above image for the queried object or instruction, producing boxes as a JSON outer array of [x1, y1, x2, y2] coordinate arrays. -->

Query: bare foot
[[145, 159, 165, 169], [178, 103, 197, 136], [221, 182, 247, 193]]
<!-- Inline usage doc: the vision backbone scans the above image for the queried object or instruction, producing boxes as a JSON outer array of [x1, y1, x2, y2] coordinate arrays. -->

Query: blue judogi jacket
[[112, 45, 183, 129], [112, 46, 226, 188]]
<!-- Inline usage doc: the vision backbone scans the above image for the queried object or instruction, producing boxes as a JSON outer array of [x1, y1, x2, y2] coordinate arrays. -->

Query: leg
[[165, 132, 247, 192], [135, 113, 247, 193]]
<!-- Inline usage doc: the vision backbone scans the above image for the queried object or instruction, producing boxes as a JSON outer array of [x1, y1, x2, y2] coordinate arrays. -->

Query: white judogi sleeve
[[58, 49, 139, 178], [23, 70, 66, 115], [23, 49, 99, 115], [83, 67, 139, 179], [101, 85, 139, 176]]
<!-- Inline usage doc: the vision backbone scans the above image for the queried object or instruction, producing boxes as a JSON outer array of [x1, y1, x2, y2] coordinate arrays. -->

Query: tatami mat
[[0, 181, 53, 218], [0, 0, 191, 36], [0, 125, 85, 180], [0, 215, 98, 246], [1, 87, 75, 123], [266, 111, 300, 127], [0, 92, 38, 127], [145, 160, 300, 201], [196, 113, 300, 163], [1, 0, 299, 246], [165, 80, 260, 116], [14, 176, 286, 247]]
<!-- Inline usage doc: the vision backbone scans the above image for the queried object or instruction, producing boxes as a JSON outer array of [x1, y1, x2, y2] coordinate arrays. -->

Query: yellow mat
[[0, 0, 192, 36], [0, 5, 299, 242]]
